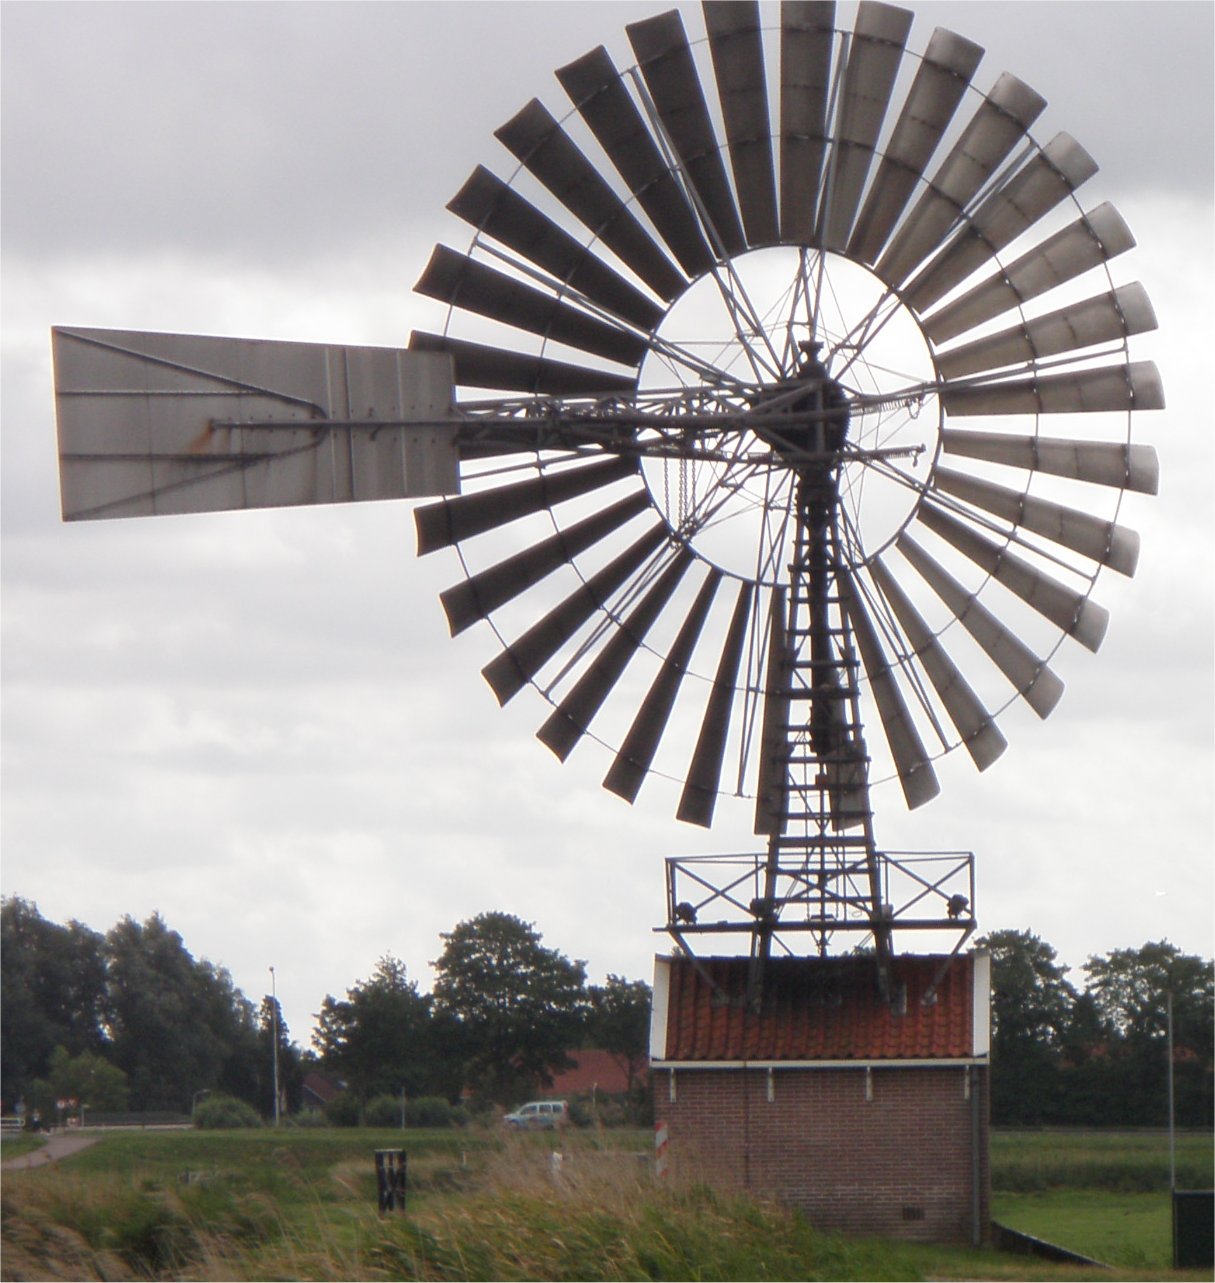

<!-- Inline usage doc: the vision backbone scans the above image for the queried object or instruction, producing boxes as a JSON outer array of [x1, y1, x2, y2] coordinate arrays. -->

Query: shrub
[[568, 1096, 596, 1128], [193, 1093, 260, 1130], [364, 1093, 405, 1128], [405, 1096, 452, 1128], [288, 1108, 330, 1128], [460, 1095, 499, 1123], [568, 1094, 634, 1128], [324, 1091, 361, 1127]]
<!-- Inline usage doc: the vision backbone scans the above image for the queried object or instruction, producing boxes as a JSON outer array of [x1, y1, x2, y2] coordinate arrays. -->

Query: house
[[547, 1048, 643, 1097], [300, 1071, 346, 1113], [649, 950, 991, 1244]]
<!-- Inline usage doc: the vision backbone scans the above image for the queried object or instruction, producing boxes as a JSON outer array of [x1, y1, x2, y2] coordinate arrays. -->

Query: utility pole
[[270, 965, 281, 1128]]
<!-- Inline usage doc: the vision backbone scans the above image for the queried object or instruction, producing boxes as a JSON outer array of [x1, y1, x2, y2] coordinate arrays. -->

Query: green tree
[[104, 913, 258, 1112], [979, 928, 1076, 1125], [1082, 941, 1213, 1126], [312, 954, 441, 1117], [586, 975, 651, 1107], [432, 912, 587, 1104], [1052, 990, 1120, 1125], [28, 1045, 129, 1121], [1083, 941, 1213, 1043], [257, 995, 302, 1118], [1, 898, 108, 1105]]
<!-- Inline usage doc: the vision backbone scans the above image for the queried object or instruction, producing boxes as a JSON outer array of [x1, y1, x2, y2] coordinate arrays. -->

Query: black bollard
[[374, 1149, 407, 1213]]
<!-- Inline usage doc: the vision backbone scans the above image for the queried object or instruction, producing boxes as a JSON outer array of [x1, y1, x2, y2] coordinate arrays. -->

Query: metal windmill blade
[[52, 2, 1162, 995]]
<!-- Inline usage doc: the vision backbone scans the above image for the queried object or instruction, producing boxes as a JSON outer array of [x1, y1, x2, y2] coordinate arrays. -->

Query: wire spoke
[[624, 67, 783, 384]]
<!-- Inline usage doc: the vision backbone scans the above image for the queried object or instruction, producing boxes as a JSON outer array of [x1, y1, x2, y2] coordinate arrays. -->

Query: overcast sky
[[3, 1, 1212, 1045]]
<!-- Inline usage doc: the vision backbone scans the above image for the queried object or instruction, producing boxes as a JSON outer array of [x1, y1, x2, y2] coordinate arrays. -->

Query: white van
[[502, 1100, 569, 1130]]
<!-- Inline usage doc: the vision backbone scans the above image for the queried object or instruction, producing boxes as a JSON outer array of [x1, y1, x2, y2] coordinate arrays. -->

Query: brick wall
[[655, 1064, 990, 1243]]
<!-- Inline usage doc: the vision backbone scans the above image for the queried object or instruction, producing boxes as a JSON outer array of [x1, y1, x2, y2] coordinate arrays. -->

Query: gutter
[[651, 1056, 989, 1071]]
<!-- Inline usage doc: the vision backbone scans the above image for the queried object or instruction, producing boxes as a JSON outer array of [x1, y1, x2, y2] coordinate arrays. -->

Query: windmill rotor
[[412, 4, 1158, 798], [50, 1, 1163, 986], [407, 1, 1162, 977]]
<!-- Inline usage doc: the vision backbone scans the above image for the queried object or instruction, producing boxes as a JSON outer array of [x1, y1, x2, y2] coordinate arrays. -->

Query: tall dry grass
[[359, 1136, 906, 1281], [0, 1132, 909, 1281]]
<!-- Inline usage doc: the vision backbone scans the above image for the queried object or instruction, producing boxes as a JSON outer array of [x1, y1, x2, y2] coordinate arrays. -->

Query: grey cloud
[[1, 1, 673, 266]]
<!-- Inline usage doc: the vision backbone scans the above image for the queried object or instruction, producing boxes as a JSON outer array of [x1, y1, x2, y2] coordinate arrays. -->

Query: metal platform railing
[[660, 848, 976, 956]]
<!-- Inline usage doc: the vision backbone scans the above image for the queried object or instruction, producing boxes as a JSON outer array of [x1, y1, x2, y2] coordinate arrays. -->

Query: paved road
[[1, 1133, 97, 1171]]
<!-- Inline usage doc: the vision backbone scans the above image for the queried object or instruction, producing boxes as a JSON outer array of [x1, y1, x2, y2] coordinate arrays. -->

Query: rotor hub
[[750, 340, 852, 481]]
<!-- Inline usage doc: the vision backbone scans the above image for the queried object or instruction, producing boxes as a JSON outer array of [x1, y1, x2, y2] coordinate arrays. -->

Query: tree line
[[2, 898, 1210, 1128], [0, 900, 649, 1124], [983, 929, 1212, 1128]]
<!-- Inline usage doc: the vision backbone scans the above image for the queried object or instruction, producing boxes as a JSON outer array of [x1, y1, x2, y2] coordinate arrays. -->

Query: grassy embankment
[[1, 1127, 1211, 1281]]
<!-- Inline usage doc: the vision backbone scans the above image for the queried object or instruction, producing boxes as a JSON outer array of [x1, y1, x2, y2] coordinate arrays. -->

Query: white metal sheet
[[922, 203, 1137, 344], [940, 430, 1160, 494], [935, 283, 1156, 380], [896, 532, 1065, 719], [53, 327, 458, 521]]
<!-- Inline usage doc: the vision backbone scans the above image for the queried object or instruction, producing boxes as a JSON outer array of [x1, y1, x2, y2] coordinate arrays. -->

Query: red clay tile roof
[[301, 1071, 345, 1105], [658, 953, 977, 1061], [547, 1049, 642, 1095]]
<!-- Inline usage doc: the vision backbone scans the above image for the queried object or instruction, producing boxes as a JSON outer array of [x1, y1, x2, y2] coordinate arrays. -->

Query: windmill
[[52, 1, 1161, 1006]]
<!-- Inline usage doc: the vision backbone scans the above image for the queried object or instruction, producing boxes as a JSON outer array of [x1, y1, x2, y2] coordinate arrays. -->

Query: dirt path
[[1, 1133, 97, 1171]]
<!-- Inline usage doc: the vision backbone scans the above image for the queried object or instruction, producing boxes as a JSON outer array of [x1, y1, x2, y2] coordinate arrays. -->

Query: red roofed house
[[547, 1048, 641, 1097], [650, 950, 991, 1244]]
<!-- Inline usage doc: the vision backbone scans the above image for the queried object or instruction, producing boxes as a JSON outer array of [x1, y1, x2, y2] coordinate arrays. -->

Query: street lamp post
[[1166, 987, 1176, 1191], [270, 965, 281, 1128]]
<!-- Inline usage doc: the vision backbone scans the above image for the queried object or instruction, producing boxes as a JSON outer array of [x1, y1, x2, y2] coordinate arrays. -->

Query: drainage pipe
[[970, 1065, 982, 1246]]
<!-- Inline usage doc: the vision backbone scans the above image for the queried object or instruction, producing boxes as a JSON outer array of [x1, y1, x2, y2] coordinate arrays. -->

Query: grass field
[[992, 1128, 1214, 1194], [994, 1190, 1173, 1271], [1, 1126, 1211, 1281], [989, 1129, 1213, 1272]]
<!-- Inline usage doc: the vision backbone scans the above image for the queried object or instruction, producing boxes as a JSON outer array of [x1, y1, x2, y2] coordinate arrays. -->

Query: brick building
[[649, 950, 991, 1244], [547, 1048, 642, 1096]]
